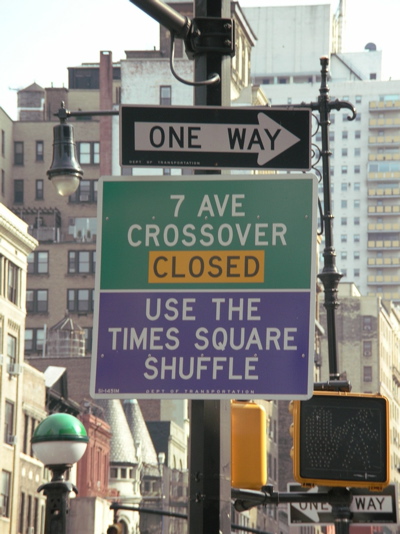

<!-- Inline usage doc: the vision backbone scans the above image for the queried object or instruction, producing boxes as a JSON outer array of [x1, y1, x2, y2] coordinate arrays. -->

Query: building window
[[77, 142, 100, 164], [35, 179, 44, 200], [363, 366, 373, 382], [22, 414, 38, 456], [14, 142, 24, 165], [27, 495, 32, 533], [341, 166, 348, 175], [28, 251, 49, 274], [33, 497, 40, 534], [68, 251, 96, 274], [354, 217, 360, 225], [14, 179, 24, 203], [370, 73, 377, 80], [353, 200, 360, 209], [354, 148, 361, 157], [19, 492, 25, 533], [354, 251, 360, 260], [68, 217, 97, 241], [355, 130, 361, 139], [0, 470, 11, 517], [363, 341, 372, 357], [354, 234, 360, 243], [84, 327, 93, 353], [69, 179, 97, 203], [341, 234, 347, 243], [356, 113, 361, 121], [36, 141, 44, 162], [160, 86, 172, 106], [329, 132, 335, 142], [25, 328, 45, 353], [340, 251, 347, 260], [342, 148, 348, 157], [341, 217, 347, 226], [7, 260, 20, 304], [4, 401, 14, 443], [7, 334, 16, 369], [342, 131, 348, 140], [67, 289, 94, 313], [26, 289, 48, 313], [341, 200, 347, 209], [354, 165, 360, 174], [354, 268, 360, 277], [363, 316, 372, 331]]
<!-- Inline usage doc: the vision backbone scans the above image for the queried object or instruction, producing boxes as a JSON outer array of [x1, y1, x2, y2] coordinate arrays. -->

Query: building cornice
[[0, 204, 38, 256]]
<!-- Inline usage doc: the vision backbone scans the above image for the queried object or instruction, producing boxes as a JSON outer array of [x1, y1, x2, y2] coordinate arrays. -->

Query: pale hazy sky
[[1, 0, 399, 119]]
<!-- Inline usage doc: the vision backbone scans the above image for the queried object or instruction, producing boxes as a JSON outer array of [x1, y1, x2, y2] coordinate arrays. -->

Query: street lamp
[[47, 105, 83, 197], [31, 413, 89, 534]]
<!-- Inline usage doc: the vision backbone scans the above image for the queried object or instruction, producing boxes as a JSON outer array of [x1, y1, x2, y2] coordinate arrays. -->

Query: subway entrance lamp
[[32, 413, 89, 534]]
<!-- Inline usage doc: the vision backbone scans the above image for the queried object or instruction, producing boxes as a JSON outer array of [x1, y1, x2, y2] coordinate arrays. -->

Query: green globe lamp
[[32, 413, 89, 534]]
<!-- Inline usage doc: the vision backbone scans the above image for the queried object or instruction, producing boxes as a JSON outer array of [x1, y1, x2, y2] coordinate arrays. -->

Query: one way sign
[[288, 484, 398, 525], [120, 105, 311, 170]]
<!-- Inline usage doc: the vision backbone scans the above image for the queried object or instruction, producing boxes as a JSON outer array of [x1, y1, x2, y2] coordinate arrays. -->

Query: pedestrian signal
[[290, 391, 389, 490]]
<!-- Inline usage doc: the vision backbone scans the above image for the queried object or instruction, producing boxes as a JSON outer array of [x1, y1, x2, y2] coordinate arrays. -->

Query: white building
[[243, 3, 400, 304]]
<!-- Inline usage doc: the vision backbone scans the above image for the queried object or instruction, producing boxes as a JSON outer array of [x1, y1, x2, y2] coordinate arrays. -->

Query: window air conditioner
[[7, 435, 17, 446], [8, 363, 23, 376]]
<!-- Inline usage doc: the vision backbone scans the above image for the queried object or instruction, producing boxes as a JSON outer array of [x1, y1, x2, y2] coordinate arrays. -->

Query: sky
[[1, 0, 399, 120]]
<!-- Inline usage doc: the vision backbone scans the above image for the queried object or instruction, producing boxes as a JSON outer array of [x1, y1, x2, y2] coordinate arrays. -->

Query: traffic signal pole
[[312, 57, 355, 382], [189, 2, 231, 534]]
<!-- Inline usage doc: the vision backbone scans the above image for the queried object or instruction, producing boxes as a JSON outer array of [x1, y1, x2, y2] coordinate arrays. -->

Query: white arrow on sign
[[291, 487, 328, 522], [134, 112, 301, 166]]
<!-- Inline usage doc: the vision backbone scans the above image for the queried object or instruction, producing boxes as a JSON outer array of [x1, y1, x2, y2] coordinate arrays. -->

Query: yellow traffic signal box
[[231, 400, 267, 490]]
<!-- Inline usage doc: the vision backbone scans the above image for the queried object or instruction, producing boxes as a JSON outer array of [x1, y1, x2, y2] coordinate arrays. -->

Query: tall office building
[[243, 4, 400, 304]]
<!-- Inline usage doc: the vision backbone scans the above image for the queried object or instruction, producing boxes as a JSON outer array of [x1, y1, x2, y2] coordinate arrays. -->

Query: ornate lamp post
[[31, 413, 89, 534]]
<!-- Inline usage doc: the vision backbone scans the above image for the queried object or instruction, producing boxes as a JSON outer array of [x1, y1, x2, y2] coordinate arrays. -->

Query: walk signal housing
[[231, 400, 267, 490], [290, 391, 390, 490]]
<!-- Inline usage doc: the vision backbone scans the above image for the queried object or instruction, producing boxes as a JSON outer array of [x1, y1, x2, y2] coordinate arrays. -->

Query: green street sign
[[98, 175, 316, 291]]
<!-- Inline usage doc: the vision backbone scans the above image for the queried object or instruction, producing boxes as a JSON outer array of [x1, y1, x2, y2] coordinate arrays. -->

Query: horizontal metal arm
[[55, 103, 118, 122], [129, 0, 191, 39], [110, 502, 188, 519], [232, 486, 352, 512]]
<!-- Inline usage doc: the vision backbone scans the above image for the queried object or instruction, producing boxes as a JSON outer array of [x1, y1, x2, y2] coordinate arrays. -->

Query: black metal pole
[[313, 56, 356, 381], [316, 56, 342, 380], [189, 2, 231, 534], [38, 465, 77, 534]]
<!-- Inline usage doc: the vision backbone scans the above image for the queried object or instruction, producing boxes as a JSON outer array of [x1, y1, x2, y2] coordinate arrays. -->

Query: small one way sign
[[120, 105, 311, 170], [288, 484, 398, 525]]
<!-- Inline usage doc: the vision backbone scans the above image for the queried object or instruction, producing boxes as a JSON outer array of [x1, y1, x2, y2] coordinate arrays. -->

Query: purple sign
[[93, 291, 311, 399]]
